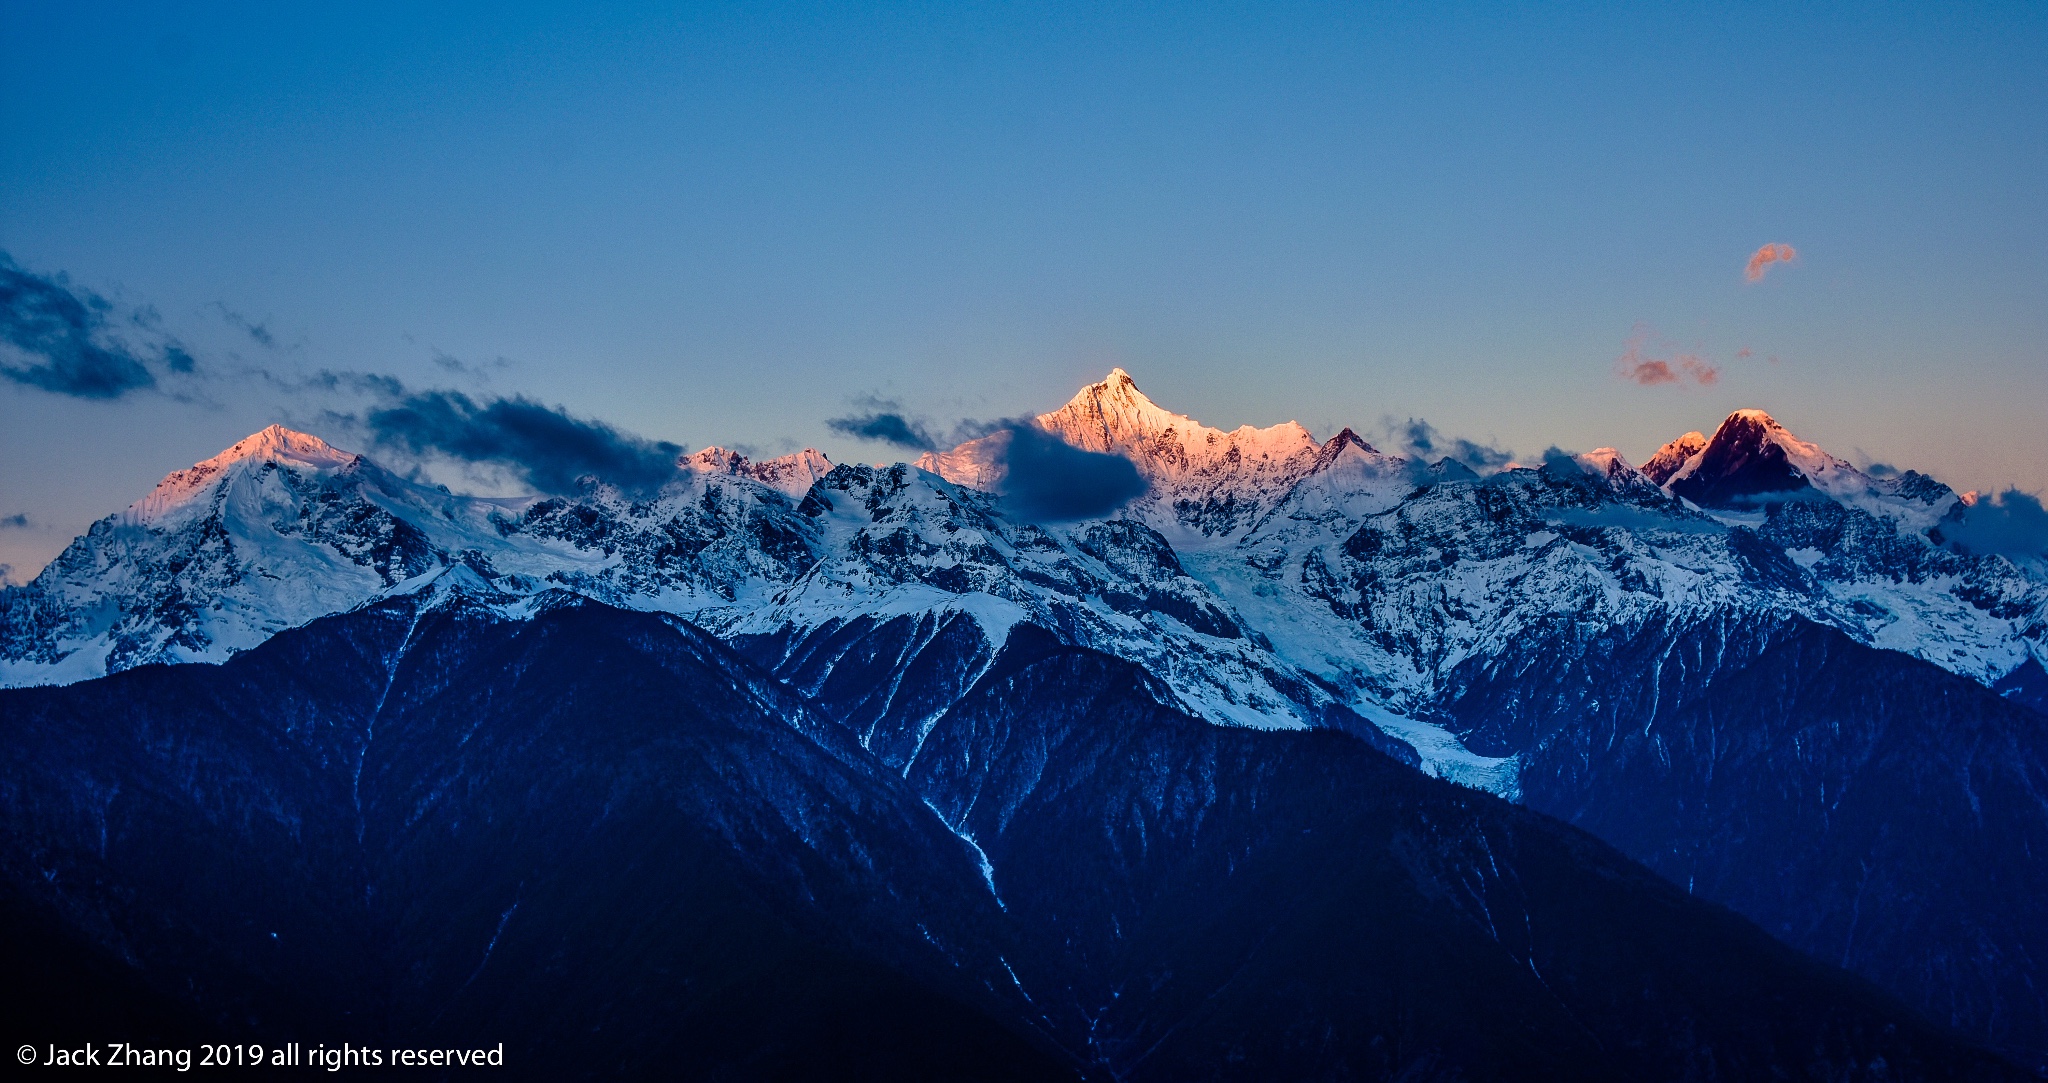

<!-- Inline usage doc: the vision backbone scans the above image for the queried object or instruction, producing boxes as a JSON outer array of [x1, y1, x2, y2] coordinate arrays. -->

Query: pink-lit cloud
[[1616, 325, 1721, 387], [1744, 242, 1797, 282]]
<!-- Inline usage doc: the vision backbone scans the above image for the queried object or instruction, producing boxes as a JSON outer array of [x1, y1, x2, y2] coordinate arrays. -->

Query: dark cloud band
[[0, 252, 183, 399], [992, 422, 1148, 521], [363, 389, 682, 496], [1393, 417, 1513, 474], [1938, 489, 2048, 561], [825, 411, 941, 451]]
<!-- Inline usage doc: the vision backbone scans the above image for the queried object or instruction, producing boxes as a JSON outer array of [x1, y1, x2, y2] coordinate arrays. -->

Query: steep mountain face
[[0, 596, 2025, 1080], [1642, 430, 1708, 484], [0, 432, 833, 685], [1667, 409, 1822, 506], [0, 592, 1060, 1080], [704, 461, 1403, 741], [4, 371, 2047, 1066], [1440, 611, 2048, 1059], [0, 426, 442, 683]]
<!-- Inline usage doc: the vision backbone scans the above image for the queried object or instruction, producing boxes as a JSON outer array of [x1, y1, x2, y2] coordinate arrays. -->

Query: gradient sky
[[3, 1, 2045, 579]]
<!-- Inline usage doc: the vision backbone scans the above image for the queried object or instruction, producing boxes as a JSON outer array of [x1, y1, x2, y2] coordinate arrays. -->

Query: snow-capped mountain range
[[4, 370, 2043, 781], [7, 369, 2048, 1066]]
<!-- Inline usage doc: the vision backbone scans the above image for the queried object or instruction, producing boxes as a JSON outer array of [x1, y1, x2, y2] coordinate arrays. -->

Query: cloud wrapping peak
[[1939, 488, 2048, 561], [826, 401, 1147, 519], [1744, 243, 1798, 282], [363, 389, 682, 496], [1392, 417, 1513, 473], [991, 422, 1148, 521], [0, 251, 190, 399]]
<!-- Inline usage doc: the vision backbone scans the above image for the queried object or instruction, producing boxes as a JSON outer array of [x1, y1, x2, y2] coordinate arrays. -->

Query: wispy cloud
[[825, 405, 943, 451], [357, 387, 683, 496], [0, 251, 194, 399], [213, 303, 276, 349], [1744, 242, 1797, 282], [428, 350, 510, 383], [1616, 324, 1720, 387], [0, 513, 31, 530], [1389, 417, 1514, 473]]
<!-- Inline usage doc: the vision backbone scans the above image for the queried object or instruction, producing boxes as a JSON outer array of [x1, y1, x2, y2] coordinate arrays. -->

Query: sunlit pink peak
[[683, 445, 833, 498], [1642, 432, 1708, 484], [1708, 409, 1824, 460], [1572, 448, 1659, 490], [684, 446, 749, 473], [1726, 408, 1785, 429], [212, 424, 353, 467], [1035, 370, 1319, 479], [129, 425, 361, 521], [1577, 447, 1633, 473], [1663, 408, 1855, 494]]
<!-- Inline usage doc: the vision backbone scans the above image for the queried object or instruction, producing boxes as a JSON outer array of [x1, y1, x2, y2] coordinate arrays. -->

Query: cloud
[[0, 513, 31, 530], [1744, 243, 1798, 282], [988, 422, 1148, 521], [826, 409, 942, 451], [427, 350, 512, 383], [214, 303, 276, 349], [1390, 417, 1514, 473], [823, 402, 1146, 519], [0, 251, 193, 399], [0, 564, 16, 588], [361, 389, 682, 496], [1937, 488, 2048, 561], [1616, 324, 1720, 387], [1540, 446, 1589, 476]]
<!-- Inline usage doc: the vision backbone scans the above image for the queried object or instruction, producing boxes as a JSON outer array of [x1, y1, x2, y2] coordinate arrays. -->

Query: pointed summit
[[1642, 432, 1708, 485], [1665, 409, 1845, 509], [214, 424, 354, 469], [131, 425, 361, 521], [1034, 370, 1319, 484]]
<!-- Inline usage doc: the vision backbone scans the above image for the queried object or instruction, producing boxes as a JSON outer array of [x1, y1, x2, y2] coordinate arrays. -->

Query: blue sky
[[3, 1, 2044, 577]]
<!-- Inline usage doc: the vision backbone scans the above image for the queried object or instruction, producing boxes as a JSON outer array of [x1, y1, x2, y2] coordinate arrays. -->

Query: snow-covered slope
[[919, 368, 1325, 539], [0, 432, 835, 685], [9, 376, 2044, 1070], [4, 375, 2043, 788]]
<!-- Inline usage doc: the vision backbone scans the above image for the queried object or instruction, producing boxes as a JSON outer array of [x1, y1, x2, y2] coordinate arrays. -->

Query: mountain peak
[[1046, 369, 1172, 432], [1642, 432, 1708, 484], [129, 425, 360, 522], [1666, 409, 1840, 508], [1036, 371, 1318, 478], [908, 370, 1324, 533], [221, 424, 351, 465], [683, 446, 833, 498]]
